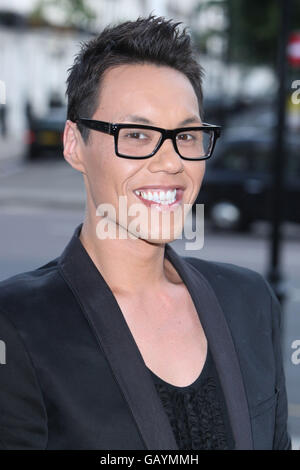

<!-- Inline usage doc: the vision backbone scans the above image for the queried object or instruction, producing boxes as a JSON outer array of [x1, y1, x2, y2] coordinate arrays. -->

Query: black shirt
[[147, 345, 236, 450]]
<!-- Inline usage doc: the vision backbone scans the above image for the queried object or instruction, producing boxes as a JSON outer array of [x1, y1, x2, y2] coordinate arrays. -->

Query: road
[[0, 154, 299, 449]]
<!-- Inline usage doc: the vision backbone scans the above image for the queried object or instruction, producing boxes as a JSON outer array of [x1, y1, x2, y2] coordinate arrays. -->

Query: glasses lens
[[176, 129, 214, 159], [118, 127, 162, 157]]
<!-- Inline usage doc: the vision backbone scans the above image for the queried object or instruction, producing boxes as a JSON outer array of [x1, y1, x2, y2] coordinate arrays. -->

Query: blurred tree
[[193, 0, 300, 67], [29, 0, 96, 30]]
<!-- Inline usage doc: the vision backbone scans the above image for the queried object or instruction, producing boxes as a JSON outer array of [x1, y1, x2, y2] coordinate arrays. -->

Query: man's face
[[66, 63, 206, 243]]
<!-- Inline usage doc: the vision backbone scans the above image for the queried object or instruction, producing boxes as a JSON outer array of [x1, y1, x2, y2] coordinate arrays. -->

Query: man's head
[[66, 15, 204, 145], [63, 15, 208, 244]]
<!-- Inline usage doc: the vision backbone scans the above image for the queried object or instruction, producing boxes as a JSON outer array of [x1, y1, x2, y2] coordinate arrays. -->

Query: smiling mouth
[[133, 187, 184, 207]]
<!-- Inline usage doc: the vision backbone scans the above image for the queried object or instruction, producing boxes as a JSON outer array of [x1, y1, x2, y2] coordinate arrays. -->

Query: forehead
[[95, 63, 200, 121]]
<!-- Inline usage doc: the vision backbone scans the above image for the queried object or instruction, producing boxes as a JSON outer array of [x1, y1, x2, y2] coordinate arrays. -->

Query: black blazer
[[0, 222, 291, 450]]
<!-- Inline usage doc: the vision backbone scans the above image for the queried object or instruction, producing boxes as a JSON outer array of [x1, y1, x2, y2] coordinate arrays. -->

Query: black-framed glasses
[[75, 117, 221, 160]]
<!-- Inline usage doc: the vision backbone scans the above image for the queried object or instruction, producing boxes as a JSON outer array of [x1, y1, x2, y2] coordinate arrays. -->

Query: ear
[[63, 120, 86, 174]]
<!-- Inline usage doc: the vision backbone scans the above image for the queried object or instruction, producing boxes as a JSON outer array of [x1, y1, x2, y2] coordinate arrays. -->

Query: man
[[0, 15, 291, 450]]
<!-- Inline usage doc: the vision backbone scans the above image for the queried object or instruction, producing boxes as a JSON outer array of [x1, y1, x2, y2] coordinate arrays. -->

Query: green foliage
[[30, 0, 96, 29], [227, 0, 280, 66], [193, 0, 300, 67]]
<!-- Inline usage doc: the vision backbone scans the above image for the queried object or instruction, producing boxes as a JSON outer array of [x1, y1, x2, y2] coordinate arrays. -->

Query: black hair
[[66, 14, 204, 144]]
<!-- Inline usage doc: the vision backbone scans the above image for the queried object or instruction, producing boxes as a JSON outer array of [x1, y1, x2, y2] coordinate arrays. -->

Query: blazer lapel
[[58, 223, 253, 450], [164, 243, 254, 450], [58, 223, 178, 450]]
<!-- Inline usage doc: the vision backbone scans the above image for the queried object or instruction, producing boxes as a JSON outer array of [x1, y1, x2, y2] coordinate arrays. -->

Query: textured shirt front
[[147, 345, 236, 450]]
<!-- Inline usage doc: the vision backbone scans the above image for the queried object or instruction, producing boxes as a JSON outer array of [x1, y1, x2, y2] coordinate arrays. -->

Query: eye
[[124, 132, 148, 140], [176, 133, 194, 141]]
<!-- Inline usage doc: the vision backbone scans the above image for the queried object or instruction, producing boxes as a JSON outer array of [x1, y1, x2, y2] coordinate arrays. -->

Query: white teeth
[[153, 191, 159, 202], [134, 189, 177, 204]]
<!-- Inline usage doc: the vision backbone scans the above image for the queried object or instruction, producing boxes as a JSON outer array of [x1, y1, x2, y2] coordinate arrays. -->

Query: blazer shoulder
[[183, 255, 275, 306], [184, 255, 265, 283], [0, 256, 66, 316]]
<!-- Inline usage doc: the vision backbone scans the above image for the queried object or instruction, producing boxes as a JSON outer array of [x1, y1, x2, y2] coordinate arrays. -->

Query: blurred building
[[0, 8, 91, 138], [0, 0, 279, 138]]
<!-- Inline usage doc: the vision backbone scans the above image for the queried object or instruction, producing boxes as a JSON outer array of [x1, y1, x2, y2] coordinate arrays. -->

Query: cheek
[[188, 162, 206, 192], [85, 142, 142, 204], [84, 143, 117, 202]]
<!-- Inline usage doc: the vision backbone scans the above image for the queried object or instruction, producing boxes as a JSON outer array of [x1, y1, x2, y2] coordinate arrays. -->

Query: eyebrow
[[120, 114, 202, 127]]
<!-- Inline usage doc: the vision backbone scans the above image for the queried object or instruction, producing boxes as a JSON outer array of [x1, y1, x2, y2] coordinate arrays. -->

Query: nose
[[147, 137, 184, 173]]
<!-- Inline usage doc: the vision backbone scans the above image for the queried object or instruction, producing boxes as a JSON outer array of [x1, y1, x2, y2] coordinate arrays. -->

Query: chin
[[129, 222, 185, 244]]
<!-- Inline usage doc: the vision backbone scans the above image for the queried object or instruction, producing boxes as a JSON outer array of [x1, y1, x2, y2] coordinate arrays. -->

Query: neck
[[78, 216, 179, 297]]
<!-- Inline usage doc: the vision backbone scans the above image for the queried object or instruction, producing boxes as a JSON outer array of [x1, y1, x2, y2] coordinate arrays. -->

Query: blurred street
[[0, 150, 299, 449]]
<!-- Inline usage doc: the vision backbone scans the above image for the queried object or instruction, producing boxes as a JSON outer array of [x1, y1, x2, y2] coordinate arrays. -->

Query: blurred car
[[24, 106, 66, 160], [225, 100, 277, 130], [194, 129, 300, 231]]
